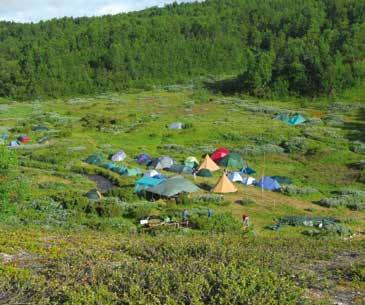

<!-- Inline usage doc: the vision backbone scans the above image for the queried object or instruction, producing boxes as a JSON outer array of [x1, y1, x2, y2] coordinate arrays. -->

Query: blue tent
[[135, 176, 165, 193], [288, 114, 306, 126], [240, 166, 256, 175], [136, 153, 152, 165], [257, 177, 281, 191]]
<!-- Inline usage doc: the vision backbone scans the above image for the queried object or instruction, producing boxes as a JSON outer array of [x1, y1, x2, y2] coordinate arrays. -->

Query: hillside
[[0, 0, 364, 98], [0, 83, 364, 303]]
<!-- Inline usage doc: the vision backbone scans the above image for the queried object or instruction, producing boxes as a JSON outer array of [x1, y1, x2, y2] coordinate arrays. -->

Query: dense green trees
[[0, 0, 363, 99]]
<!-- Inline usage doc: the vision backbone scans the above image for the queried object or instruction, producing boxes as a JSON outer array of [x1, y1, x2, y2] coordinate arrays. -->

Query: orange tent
[[212, 173, 237, 193], [198, 154, 220, 172]]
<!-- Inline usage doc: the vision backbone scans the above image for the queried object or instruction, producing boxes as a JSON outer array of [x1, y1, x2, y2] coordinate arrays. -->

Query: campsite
[[0, 0, 364, 304]]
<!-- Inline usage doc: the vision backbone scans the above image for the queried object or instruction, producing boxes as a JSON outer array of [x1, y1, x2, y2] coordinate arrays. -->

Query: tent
[[211, 148, 230, 162], [136, 153, 151, 165], [102, 162, 117, 170], [228, 172, 244, 183], [184, 156, 199, 169], [196, 168, 212, 177], [274, 113, 290, 124], [198, 154, 220, 172], [85, 153, 104, 165], [169, 122, 184, 130], [149, 156, 175, 170], [9, 140, 20, 148], [18, 136, 30, 144], [270, 176, 293, 185], [124, 168, 142, 177], [111, 150, 127, 162], [218, 153, 244, 169], [168, 164, 194, 175], [288, 114, 306, 126], [212, 174, 237, 193], [242, 176, 256, 186], [32, 125, 48, 132], [257, 177, 281, 191], [147, 176, 199, 197], [144, 170, 160, 178], [86, 189, 102, 201], [240, 166, 256, 175], [111, 165, 128, 175], [135, 176, 165, 193]]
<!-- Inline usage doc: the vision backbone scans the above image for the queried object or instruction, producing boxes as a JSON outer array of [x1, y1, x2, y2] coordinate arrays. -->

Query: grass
[[0, 85, 364, 304]]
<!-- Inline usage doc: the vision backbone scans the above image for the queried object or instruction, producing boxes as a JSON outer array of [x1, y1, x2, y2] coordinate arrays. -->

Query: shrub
[[350, 141, 365, 155], [322, 114, 344, 126], [280, 137, 308, 153], [234, 144, 284, 156], [236, 198, 256, 205], [281, 185, 318, 196], [318, 190, 365, 210], [191, 194, 229, 206], [191, 213, 242, 233]]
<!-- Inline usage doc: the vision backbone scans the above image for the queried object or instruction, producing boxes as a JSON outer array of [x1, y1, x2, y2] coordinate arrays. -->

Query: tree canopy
[[0, 0, 364, 99]]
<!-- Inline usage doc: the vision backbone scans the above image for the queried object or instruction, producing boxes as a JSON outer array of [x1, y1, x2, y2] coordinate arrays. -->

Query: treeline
[[0, 0, 364, 99]]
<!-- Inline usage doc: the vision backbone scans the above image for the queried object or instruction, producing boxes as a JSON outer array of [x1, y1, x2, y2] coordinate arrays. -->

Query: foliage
[[191, 213, 242, 233], [281, 185, 319, 196], [0, 0, 363, 99], [318, 190, 365, 210]]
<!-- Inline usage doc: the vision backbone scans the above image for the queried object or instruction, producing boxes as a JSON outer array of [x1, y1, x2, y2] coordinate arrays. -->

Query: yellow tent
[[212, 173, 237, 193], [198, 154, 220, 172]]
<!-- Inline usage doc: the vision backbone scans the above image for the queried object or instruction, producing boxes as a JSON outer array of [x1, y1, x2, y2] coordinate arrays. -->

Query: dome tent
[[149, 156, 175, 170], [257, 177, 281, 191], [228, 172, 243, 183], [240, 166, 256, 175], [144, 170, 160, 178], [147, 176, 199, 198], [111, 150, 127, 162], [136, 153, 152, 165], [211, 147, 230, 162], [184, 156, 199, 169], [169, 122, 184, 130], [196, 168, 212, 177], [242, 176, 256, 186], [218, 153, 244, 169]]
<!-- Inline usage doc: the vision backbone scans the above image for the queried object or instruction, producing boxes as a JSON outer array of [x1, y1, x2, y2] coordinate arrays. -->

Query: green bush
[[281, 185, 318, 196], [191, 213, 242, 233], [318, 190, 365, 210], [280, 137, 308, 154], [350, 141, 365, 155]]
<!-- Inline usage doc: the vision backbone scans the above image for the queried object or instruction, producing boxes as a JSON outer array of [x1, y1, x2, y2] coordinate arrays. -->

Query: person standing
[[208, 208, 213, 218], [182, 209, 188, 226], [242, 214, 249, 227]]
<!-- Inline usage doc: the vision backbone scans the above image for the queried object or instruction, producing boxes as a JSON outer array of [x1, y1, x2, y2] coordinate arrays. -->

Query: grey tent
[[9, 140, 20, 148], [111, 150, 127, 162], [149, 156, 175, 170], [167, 164, 194, 175], [147, 176, 199, 197], [169, 122, 184, 130]]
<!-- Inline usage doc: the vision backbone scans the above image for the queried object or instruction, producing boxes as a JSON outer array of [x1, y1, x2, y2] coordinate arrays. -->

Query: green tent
[[274, 113, 290, 124], [147, 176, 199, 197], [124, 168, 142, 177], [288, 114, 306, 126], [86, 189, 102, 201], [218, 153, 244, 169], [196, 168, 212, 177], [85, 153, 104, 165]]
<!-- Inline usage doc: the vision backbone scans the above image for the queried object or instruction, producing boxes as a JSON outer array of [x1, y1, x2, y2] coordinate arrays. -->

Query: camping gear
[[135, 176, 165, 193], [144, 170, 160, 178], [168, 164, 194, 175], [288, 114, 306, 126], [9, 140, 20, 148], [111, 150, 127, 162], [18, 135, 30, 144], [184, 156, 199, 169], [212, 174, 237, 193], [218, 153, 244, 169], [124, 168, 142, 177], [270, 176, 293, 185], [169, 122, 184, 130], [240, 166, 256, 175], [257, 177, 281, 191], [147, 176, 199, 198], [85, 153, 104, 165], [149, 156, 175, 170], [228, 172, 244, 183], [198, 154, 220, 172], [136, 153, 151, 165], [242, 176, 256, 186], [196, 168, 212, 177], [211, 147, 230, 162], [32, 125, 48, 132], [86, 189, 102, 201]]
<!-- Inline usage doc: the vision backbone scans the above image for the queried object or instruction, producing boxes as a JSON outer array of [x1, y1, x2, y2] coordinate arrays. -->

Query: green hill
[[0, 0, 364, 98]]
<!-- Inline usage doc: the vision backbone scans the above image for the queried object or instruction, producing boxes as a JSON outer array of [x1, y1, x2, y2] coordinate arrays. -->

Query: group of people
[[181, 208, 250, 228]]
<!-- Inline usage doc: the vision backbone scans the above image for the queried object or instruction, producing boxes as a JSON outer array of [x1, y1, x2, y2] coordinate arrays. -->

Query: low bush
[[349, 141, 365, 155], [191, 213, 242, 233], [281, 185, 318, 196], [318, 190, 365, 210], [190, 194, 229, 206], [322, 114, 344, 126], [280, 137, 308, 154], [234, 144, 284, 156], [236, 198, 256, 205]]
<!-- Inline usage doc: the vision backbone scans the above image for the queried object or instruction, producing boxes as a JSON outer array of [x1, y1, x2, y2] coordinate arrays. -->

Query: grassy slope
[[0, 85, 364, 303]]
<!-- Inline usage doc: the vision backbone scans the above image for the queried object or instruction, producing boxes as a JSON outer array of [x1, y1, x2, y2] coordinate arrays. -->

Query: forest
[[0, 0, 364, 99]]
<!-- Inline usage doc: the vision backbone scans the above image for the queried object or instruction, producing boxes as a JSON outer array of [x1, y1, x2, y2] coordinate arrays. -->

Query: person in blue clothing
[[182, 209, 188, 222], [208, 208, 213, 218]]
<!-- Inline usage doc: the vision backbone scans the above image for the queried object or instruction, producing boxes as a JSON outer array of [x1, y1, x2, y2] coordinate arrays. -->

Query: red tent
[[211, 147, 230, 162], [18, 136, 30, 144]]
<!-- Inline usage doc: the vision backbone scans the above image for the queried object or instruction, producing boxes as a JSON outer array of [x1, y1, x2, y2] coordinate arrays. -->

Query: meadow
[[0, 84, 364, 304]]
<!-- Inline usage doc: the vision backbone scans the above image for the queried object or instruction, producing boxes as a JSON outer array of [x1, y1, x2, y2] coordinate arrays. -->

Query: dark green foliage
[[0, 0, 363, 99], [318, 190, 365, 210], [280, 137, 308, 154], [191, 213, 242, 233]]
